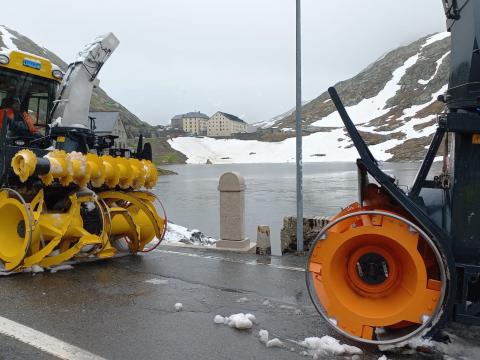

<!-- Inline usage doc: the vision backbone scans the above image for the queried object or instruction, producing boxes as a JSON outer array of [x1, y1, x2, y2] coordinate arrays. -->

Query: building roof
[[171, 111, 209, 120], [89, 111, 120, 133], [218, 112, 247, 124]]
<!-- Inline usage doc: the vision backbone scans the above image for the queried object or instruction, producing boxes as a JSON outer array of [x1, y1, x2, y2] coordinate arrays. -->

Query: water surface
[[153, 162, 424, 242]]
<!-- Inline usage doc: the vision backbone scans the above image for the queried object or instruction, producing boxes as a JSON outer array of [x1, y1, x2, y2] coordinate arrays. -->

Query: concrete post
[[256, 225, 271, 255], [216, 172, 250, 250]]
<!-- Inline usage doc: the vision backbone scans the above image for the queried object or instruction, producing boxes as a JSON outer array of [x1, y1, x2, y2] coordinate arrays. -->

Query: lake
[[153, 162, 425, 243]]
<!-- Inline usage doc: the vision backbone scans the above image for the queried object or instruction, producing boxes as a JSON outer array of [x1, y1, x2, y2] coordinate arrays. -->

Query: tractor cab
[[0, 50, 62, 147]]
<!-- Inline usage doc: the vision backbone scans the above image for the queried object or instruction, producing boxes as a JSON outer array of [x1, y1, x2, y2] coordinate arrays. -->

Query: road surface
[[0, 246, 476, 359]]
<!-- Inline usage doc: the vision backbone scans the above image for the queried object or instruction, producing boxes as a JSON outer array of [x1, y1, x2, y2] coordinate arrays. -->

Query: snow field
[[169, 128, 393, 164]]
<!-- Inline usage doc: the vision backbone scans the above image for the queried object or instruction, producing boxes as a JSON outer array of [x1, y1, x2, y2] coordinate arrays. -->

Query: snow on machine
[[306, 0, 480, 345], [0, 33, 166, 273]]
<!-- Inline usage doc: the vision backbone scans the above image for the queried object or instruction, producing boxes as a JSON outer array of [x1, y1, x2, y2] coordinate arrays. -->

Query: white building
[[89, 111, 128, 148], [171, 111, 209, 135], [207, 111, 247, 137]]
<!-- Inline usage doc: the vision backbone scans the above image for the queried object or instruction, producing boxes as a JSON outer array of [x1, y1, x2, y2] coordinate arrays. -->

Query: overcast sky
[[3, 1, 446, 125]]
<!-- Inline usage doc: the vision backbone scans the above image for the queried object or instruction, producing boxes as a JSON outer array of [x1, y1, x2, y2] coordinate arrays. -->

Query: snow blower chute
[[306, 0, 480, 345], [0, 33, 166, 273]]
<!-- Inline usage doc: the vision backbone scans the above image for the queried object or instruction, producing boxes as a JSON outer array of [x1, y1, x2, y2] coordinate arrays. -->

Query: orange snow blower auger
[[306, 201, 446, 344], [307, 0, 480, 344], [0, 33, 167, 273]]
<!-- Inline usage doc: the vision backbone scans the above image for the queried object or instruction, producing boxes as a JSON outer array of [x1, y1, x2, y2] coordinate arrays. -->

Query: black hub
[[17, 220, 25, 238], [356, 253, 389, 285], [80, 202, 103, 235]]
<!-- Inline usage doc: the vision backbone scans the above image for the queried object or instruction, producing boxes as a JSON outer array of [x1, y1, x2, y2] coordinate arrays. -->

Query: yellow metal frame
[[0, 50, 60, 81]]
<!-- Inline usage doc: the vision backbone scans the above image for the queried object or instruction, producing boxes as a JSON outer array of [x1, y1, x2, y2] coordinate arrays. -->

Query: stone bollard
[[216, 172, 251, 250], [256, 225, 271, 255]]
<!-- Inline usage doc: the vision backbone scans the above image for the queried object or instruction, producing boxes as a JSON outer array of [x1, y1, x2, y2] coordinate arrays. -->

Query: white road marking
[[151, 249, 305, 272], [0, 316, 105, 360]]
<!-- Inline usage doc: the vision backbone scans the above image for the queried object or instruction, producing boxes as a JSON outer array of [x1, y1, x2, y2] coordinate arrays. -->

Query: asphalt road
[[0, 247, 473, 359]]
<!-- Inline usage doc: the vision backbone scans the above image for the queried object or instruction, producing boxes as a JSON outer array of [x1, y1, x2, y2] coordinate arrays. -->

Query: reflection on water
[[153, 162, 425, 242]]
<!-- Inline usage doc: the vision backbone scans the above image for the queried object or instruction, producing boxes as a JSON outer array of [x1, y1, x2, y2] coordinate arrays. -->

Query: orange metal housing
[[307, 203, 442, 340]]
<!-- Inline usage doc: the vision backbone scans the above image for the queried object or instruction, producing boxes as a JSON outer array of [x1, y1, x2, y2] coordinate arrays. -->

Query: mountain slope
[[0, 25, 156, 138], [169, 32, 452, 163], [269, 32, 451, 161]]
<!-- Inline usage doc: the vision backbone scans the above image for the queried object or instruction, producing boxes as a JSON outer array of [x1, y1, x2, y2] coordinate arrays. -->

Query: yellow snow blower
[[307, 0, 480, 346], [0, 33, 166, 273]]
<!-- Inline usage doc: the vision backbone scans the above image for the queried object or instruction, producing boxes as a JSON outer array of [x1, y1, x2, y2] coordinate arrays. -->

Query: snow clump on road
[[258, 329, 284, 348], [213, 315, 225, 324], [300, 336, 362, 357], [258, 329, 269, 344], [145, 278, 169, 285], [214, 313, 256, 330], [49, 264, 74, 273]]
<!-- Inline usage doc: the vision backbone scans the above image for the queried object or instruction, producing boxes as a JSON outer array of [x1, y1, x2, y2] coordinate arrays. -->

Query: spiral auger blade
[[306, 203, 448, 345], [98, 191, 167, 252]]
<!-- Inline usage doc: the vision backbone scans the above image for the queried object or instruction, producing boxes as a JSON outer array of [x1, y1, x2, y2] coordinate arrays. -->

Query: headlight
[[52, 69, 64, 79], [0, 54, 10, 65]]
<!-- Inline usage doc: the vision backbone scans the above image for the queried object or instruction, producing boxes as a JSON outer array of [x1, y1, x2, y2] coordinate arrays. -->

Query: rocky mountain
[[0, 25, 156, 138], [267, 32, 451, 161]]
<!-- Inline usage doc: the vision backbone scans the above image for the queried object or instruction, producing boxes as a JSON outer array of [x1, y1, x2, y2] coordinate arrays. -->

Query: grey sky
[[4, 1, 445, 125]]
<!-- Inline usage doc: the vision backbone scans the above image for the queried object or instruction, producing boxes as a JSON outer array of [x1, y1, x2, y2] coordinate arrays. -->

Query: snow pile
[[299, 336, 362, 358], [214, 313, 256, 330], [162, 222, 216, 246]]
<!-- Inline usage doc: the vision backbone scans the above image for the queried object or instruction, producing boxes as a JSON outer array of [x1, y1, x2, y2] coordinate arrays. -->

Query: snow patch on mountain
[[311, 32, 449, 130], [418, 51, 450, 85], [420, 32, 450, 50], [0, 25, 18, 51], [312, 53, 420, 128]]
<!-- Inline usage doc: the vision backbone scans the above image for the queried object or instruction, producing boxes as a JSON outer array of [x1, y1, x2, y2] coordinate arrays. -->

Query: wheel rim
[[306, 207, 447, 345]]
